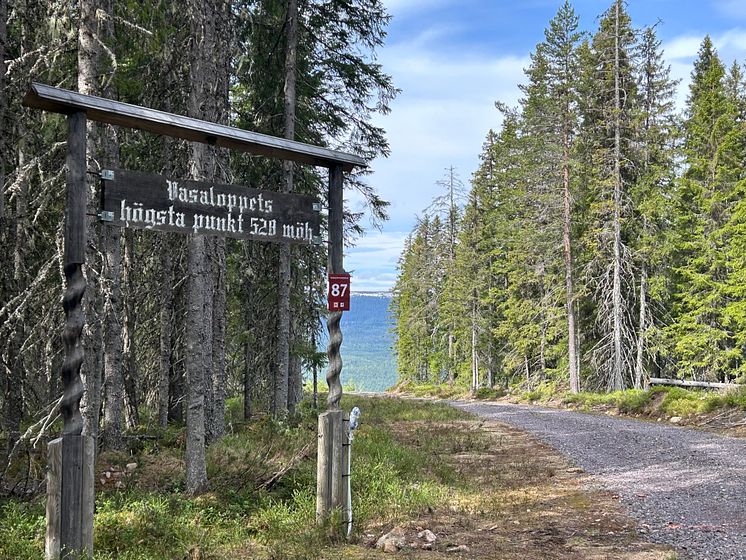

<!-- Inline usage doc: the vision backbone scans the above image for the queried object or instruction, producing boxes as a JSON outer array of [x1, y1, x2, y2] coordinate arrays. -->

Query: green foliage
[[391, 1, 746, 400], [0, 395, 474, 559], [562, 385, 746, 417], [561, 389, 654, 413], [0, 501, 45, 560], [523, 381, 560, 403], [474, 387, 506, 400]]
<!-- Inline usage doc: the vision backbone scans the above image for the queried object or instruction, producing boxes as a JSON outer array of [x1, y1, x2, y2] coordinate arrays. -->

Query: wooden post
[[46, 438, 62, 560], [325, 163, 344, 409], [316, 410, 346, 523], [58, 111, 94, 559], [340, 413, 351, 534], [318, 165, 345, 524]]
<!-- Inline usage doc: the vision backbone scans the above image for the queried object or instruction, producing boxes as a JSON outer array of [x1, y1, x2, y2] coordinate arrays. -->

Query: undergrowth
[[395, 378, 746, 419], [0, 395, 466, 560]]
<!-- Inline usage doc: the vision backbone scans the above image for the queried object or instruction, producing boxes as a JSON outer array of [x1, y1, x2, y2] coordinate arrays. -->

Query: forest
[[0, 0, 395, 497], [391, 1, 746, 394]]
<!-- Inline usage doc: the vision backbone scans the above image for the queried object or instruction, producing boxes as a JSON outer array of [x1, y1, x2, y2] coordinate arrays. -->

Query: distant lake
[[315, 293, 397, 393]]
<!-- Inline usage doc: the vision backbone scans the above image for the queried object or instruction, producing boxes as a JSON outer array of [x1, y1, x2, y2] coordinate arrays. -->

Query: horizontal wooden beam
[[23, 83, 366, 172], [648, 377, 741, 390]]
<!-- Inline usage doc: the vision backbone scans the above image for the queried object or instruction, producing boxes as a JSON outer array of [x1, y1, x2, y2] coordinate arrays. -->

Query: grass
[[0, 395, 469, 560], [395, 379, 746, 427], [560, 385, 746, 417]]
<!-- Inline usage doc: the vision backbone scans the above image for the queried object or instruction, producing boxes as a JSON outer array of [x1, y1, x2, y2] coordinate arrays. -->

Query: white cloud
[[663, 28, 746, 110], [364, 35, 527, 225], [663, 36, 703, 60], [382, 0, 456, 17], [347, 20, 527, 291]]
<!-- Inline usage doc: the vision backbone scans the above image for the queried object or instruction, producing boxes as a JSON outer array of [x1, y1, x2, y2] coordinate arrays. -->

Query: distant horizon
[[351, 289, 392, 295]]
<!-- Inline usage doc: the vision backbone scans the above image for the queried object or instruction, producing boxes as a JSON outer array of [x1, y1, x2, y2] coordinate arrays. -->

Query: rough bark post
[[340, 412, 351, 530], [60, 111, 94, 559], [316, 409, 345, 523]]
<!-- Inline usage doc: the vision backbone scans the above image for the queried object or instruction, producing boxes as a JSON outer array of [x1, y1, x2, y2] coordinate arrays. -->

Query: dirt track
[[451, 400, 746, 560]]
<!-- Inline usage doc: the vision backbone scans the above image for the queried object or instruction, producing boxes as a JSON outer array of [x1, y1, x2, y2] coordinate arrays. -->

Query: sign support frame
[[23, 83, 364, 554]]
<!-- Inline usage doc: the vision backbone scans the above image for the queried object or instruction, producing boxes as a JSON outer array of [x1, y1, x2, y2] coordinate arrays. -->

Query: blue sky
[[345, 0, 746, 292]]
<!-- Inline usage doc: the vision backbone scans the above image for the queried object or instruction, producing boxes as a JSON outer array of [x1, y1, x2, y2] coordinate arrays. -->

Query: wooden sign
[[100, 168, 321, 245], [328, 273, 351, 311]]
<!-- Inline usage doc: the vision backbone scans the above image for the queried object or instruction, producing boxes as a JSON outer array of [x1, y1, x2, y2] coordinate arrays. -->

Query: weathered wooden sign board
[[100, 168, 320, 244]]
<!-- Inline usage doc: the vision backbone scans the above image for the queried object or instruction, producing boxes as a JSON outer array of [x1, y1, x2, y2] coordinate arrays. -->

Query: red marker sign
[[328, 273, 351, 312]]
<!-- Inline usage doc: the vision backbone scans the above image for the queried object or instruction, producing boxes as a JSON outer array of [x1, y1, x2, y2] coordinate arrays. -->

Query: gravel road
[[450, 401, 746, 560]]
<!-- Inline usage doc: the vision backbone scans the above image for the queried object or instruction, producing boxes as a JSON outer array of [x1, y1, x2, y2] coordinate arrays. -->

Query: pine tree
[[520, 0, 584, 391]]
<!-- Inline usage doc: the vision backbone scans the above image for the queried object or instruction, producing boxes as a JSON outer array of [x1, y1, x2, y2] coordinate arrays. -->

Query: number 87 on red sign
[[328, 273, 351, 312]]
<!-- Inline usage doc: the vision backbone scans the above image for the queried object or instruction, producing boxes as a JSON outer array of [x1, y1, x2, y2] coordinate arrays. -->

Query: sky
[[344, 0, 746, 292]]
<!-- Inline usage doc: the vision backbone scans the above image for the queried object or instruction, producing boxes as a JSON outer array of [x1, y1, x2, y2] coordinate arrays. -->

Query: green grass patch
[[0, 501, 45, 560], [560, 385, 746, 418], [0, 394, 472, 560]]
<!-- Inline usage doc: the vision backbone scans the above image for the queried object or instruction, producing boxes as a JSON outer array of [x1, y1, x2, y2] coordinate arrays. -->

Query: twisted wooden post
[[61, 264, 85, 435], [325, 164, 344, 409], [62, 111, 86, 435], [57, 111, 94, 559], [318, 164, 345, 526]]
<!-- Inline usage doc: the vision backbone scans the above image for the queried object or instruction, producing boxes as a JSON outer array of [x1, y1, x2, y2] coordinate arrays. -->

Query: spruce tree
[[667, 38, 746, 381]]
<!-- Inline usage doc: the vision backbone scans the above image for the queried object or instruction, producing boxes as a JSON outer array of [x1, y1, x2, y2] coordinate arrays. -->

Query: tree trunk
[[201, 242, 214, 443], [634, 265, 648, 389], [5, 138, 27, 456], [210, 238, 227, 441], [0, 0, 6, 251], [288, 352, 302, 415], [611, 0, 624, 391], [184, 0, 229, 494], [122, 230, 139, 429], [101, 219, 124, 450], [79, 0, 103, 438], [98, 0, 125, 450], [275, 0, 299, 419], [158, 235, 174, 428], [471, 294, 478, 392], [185, 232, 209, 495], [563, 129, 580, 393], [243, 337, 253, 421]]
